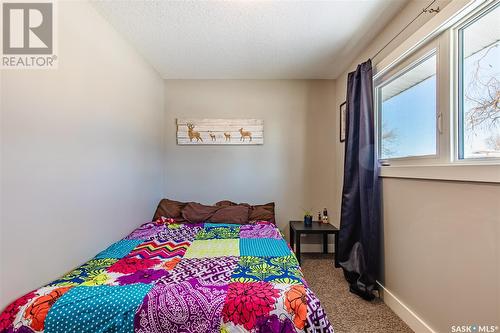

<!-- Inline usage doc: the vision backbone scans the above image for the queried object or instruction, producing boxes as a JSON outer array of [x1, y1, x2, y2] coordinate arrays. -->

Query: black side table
[[289, 221, 340, 267]]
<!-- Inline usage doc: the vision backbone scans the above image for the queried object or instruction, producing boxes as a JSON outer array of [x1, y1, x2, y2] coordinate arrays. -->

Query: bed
[[0, 220, 334, 333]]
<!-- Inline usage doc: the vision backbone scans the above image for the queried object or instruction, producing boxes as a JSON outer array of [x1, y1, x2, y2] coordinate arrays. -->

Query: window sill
[[379, 164, 500, 184]]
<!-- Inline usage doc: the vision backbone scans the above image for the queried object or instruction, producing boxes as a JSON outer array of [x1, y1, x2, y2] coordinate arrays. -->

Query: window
[[374, 1, 500, 166], [458, 4, 500, 159], [378, 52, 437, 159]]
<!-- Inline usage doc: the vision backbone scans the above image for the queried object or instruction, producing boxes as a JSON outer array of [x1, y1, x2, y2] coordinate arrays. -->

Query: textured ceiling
[[92, 0, 408, 79]]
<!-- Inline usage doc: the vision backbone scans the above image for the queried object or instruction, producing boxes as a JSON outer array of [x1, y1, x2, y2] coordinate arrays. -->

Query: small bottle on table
[[322, 208, 329, 224]]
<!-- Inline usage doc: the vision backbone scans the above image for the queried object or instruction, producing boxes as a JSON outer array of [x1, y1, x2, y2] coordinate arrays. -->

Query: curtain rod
[[371, 0, 440, 61]]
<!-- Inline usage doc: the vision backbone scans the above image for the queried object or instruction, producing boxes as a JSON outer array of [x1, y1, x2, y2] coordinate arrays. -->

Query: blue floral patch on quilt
[[95, 239, 143, 259]]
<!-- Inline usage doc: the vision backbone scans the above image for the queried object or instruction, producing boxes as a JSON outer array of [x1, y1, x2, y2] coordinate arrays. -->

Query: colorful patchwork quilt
[[0, 221, 334, 333]]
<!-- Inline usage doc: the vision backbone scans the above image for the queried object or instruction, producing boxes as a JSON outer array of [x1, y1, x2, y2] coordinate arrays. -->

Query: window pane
[[378, 53, 437, 159], [460, 4, 500, 159]]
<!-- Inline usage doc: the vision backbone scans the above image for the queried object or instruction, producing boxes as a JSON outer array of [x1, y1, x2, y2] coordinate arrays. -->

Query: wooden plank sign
[[176, 119, 264, 145]]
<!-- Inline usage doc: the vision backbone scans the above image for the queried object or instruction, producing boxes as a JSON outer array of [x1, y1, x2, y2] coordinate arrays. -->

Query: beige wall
[[163, 80, 337, 243], [0, 1, 164, 308], [333, 1, 499, 332], [382, 179, 499, 332]]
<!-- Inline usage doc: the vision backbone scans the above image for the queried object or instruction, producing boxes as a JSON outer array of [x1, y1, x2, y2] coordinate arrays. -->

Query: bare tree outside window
[[461, 4, 500, 158], [381, 123, 399, 158], [485, 133, 500, 151], [464, 44, 500, 134]]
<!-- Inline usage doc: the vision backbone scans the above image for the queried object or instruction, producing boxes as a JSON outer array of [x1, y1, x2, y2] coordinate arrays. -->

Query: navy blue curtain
[[338, 59, 381, 301]]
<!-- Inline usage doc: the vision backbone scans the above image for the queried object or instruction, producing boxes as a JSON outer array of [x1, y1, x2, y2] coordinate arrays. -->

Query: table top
[[289, 220, 339, 232]]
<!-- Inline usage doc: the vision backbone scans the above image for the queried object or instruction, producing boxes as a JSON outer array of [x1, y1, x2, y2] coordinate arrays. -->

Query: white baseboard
[[377, 282, 437, 333]]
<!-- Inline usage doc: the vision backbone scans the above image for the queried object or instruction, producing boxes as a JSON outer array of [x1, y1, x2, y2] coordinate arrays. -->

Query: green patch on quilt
[[246, 262, 283, 280], [270, 255, 299, 270], [230, 256, 304, 284], [83, 258, 118, 271], [271, 277, 303, 285], [184, 239, 240, 258], [238, 256, 265, 267], [81, 271, 110, 286], [195, 227, 239, 240], [47, 258, 118, 287], [230, 276, 258, 283]]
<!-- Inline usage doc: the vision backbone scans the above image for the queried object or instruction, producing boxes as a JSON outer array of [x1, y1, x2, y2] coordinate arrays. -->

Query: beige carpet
[[300, 253, 413, 333]]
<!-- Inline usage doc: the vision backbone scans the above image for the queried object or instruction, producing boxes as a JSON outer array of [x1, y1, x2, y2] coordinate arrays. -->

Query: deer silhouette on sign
[[239, 128, 252, 142], [187, 123, 203, 142]]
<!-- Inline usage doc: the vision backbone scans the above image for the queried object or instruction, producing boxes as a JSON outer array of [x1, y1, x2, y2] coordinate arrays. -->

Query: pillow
[[152, 199, 188, 222], [214, 200, 238, 207], [153, 199, 276, 225], [249, 202, 275, 224], [210, 205, 250, 224], [181, 202, 220, 223]]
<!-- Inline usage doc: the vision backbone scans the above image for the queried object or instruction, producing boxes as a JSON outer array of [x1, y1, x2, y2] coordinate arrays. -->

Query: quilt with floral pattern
[[0, 221, 334, 333]]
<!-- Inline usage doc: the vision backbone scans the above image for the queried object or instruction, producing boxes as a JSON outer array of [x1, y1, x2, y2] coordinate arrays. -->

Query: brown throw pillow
[[152, 199, 188, 221], [182, 202, 220, 223], [214, 200, 238, 207], [249, 202, 275, 224], [210, 205, 250, 224]]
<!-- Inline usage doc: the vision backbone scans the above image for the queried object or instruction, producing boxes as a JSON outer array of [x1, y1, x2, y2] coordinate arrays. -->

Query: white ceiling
[[92, 0, 408, 79]]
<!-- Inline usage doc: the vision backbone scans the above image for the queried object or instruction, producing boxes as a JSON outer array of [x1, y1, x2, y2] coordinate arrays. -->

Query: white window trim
[[374, 40, 443, 166], [380, 164, 500, 183], [373, 0, 500, 183], [451, 1, 500, 164]]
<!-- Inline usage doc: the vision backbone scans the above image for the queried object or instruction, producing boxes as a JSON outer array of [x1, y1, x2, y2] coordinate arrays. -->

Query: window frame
[[373, 0, 500, 167], [374, 38, 447, 166], [453, 1, 500, 163]]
